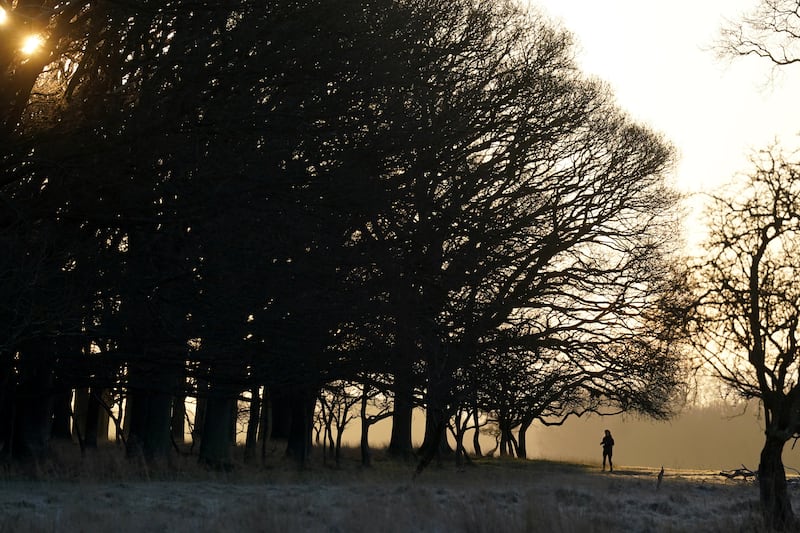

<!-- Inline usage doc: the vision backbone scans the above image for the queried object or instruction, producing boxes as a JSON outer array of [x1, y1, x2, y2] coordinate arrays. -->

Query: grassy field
[[0, 444, 789, 532]]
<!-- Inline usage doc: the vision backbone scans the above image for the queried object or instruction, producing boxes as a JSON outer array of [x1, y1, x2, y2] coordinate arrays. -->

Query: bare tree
[[472, 347, 597, 460], [358, 376, 394, 468], [718, 0, 800, 67], [447, 406, 476, 466], [316, 381, 360, 467], [687, 146, 800, 530]]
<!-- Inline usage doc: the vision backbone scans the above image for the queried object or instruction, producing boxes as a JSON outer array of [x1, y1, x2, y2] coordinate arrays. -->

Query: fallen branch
[[718, 464, 756, 480]]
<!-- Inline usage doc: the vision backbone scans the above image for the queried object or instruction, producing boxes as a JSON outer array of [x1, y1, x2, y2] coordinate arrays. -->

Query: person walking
[[601, 429, 614, 472]]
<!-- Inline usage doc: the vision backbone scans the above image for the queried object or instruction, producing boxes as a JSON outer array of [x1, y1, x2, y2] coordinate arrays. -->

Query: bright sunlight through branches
[[20, 34, 43, 56]]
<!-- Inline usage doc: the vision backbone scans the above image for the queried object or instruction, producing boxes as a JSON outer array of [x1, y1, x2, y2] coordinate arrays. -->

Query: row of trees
[[5, 0, 800, 529], [0, 0, 684, 475]]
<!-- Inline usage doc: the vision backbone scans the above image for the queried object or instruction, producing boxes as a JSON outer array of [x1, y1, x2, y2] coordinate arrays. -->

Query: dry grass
[[0, 442, 787, 532]]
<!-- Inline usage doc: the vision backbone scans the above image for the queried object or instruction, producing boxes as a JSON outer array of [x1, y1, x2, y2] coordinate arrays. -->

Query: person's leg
[[609, 454, 613, 472], [602, 452, 607, 470]]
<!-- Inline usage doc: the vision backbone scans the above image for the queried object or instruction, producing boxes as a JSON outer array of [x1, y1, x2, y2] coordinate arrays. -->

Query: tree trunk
[[259, 388, 272, 463], [51, 387, 72, 441], [122, 394, 132, 440], [498, 425, 519, 458], [72, 387, 89, 442], [83, 388, 111, 447], [229, 398, 238, 443], [126, 388, 173, 460], [416, 381, 453, 475], [416, 378, 453, 475], [257, 387, 271, 443], [12, 382, 53, 461], [97, 390, 111, 444], [517, 419, 532, 459], [759, 433, 796, 530], [0, 384, 15, 460], [499, 424, 511, 457], [0, 351, 15, 458], [84, 388, 101, 449], [335, 425, 344, 467], [320, 424, 329, 465], [198, 391, 236, 470], [388, 365, 414, 458], [244, 386, 260, 462], [509, 431, 519, 458], [453, 421, 467, 467], [360, 421, 371, 467], [326, 423, 335, 465], [415, 413, 449, 476], [472, 407, 482, 457], [420, 404, 452, 458], [11, 342, 55, 460], [360, 389, 372, 467], [285, 387, 315, 464], [270, 391, 293, 440], [171, 394, 186, 446], [192, 395, 207, 448]]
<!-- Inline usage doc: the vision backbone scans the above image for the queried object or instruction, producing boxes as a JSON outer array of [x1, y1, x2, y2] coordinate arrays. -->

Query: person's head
[[604, 429, 611, 437]]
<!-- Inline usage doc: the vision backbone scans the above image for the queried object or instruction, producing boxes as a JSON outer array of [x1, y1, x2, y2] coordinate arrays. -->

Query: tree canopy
[[0, 0, 684, 470]]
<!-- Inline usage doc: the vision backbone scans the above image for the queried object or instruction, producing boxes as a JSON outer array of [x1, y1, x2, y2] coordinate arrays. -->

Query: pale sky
[[532, 0, 800, 198], [515, 2, 800, 467]]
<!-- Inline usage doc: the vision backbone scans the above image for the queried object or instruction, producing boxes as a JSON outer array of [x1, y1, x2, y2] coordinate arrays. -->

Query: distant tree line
[[0, 0, 684, 470]]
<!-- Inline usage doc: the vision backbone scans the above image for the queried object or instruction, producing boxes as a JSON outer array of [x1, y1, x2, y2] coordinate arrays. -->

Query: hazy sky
[[532, 0, 800, 198], [513, 2, 800, 468]]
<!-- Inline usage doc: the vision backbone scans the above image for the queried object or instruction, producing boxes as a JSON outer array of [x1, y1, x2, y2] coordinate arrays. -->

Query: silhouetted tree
[[357, 376, 394, 467], [0, 0, 684, 473], [686, 146, 800, 530], [316, 382, 359, 467], [348, 1, 686, 468], [472, 345, 594, 459]]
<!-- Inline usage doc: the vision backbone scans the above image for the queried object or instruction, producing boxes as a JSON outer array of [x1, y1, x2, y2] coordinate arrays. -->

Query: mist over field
[[347, 402, 791, 473], [525, 404, 785, 472]]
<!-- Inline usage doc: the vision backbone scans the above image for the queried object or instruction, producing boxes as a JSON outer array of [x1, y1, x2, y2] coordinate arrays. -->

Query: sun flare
[[0, 8, 7, 25], [21, 34, 43, 55]]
